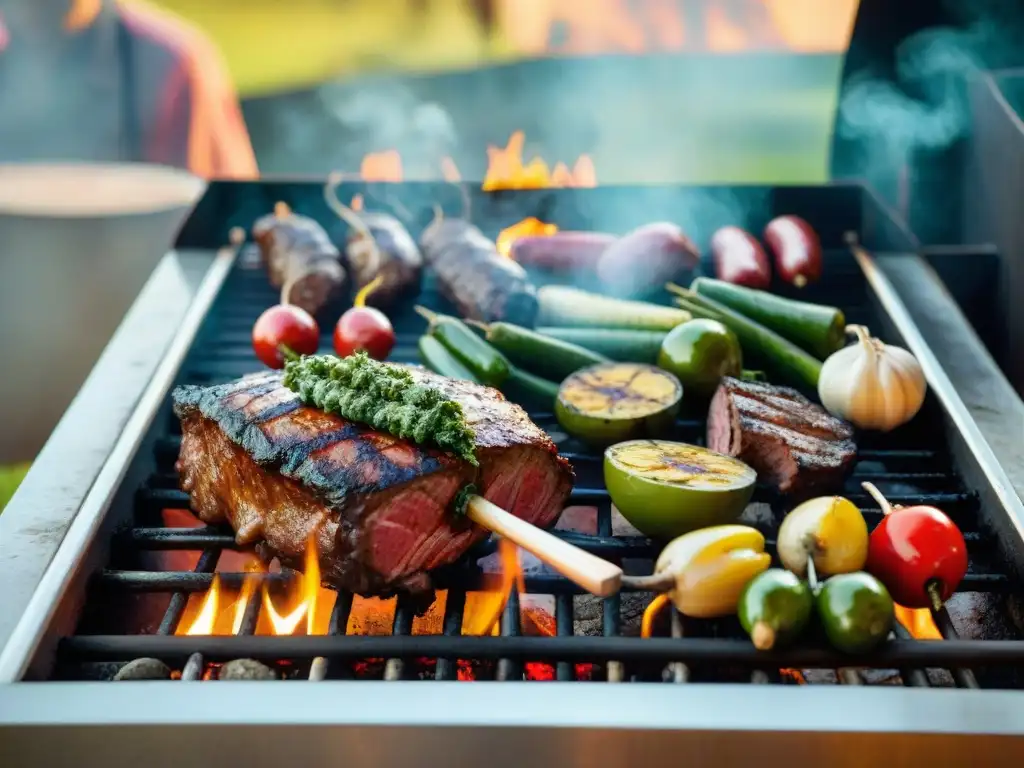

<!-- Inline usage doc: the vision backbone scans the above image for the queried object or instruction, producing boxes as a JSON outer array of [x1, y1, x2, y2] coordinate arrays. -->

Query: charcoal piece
[[219, 659, 277, 681], [113, 657, 171, 681]]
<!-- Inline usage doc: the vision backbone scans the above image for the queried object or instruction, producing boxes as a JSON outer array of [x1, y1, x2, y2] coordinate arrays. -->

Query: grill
[[2, 181, 1024, 765]]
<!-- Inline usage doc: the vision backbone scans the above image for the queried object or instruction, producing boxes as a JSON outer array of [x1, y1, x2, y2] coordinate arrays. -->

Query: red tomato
[[252, 304, 320, 369], [865, 505, 968, 608], [334, 306, 395, 360]]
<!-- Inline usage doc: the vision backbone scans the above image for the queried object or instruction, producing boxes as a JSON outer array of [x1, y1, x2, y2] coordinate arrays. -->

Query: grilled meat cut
[[172, 369, 573, 596], [707, 377, 856, 495]]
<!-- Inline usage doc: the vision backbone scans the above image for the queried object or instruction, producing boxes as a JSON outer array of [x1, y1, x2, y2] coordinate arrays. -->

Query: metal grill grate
[[54, 244, 1024, 686]]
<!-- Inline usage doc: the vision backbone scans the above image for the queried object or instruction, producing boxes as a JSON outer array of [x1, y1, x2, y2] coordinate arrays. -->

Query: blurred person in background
[[0, 0, 257, 178]]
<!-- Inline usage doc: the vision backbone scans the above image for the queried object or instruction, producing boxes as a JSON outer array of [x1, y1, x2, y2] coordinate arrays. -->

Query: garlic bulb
[[817, 325, 926, 431]]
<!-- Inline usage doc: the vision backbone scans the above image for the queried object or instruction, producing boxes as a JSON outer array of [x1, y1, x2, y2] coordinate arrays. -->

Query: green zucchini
[[668, 287, 822, 390], [416, 306, 510, 386], [537, 285, 690, 331], [418, 335, 479, 382], [502, 365, 561, 410], [535, 327, 666, 364], [691, 277, 846, 359], [476, 321, 609, 380]]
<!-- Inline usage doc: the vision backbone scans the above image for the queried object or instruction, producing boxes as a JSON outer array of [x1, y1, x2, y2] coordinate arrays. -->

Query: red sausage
[[509, 231, 616, 270], [710, 226, 771, 289], [763, 215, 822, 288], [597, 221, 700, 296]]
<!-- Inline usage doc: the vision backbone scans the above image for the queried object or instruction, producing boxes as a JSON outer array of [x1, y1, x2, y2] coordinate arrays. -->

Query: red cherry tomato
[[252, 304, 320, 369], [334, 306, 395, 360], [865, 505, 968, 608]]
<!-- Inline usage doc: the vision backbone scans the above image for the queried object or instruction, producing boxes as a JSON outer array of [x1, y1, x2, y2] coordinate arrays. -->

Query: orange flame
[[261, 536, 323, 635], [496, 217, 558, 259], [183, 575, 221, 636], [352, 131, 596, 190], [441, 156, 462, 183], [463, 538, 525, 636], [483, 131, 596, 191], [360, 151, 403, 183]]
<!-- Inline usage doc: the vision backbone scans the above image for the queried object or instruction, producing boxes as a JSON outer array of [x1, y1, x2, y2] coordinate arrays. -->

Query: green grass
[[0, 464, 30, 513]]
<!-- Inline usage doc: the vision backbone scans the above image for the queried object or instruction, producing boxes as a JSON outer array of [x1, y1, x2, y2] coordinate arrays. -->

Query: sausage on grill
[[324, 175, 423, 308], [252, 203, 347, 318], [419, 212, 539, 326]]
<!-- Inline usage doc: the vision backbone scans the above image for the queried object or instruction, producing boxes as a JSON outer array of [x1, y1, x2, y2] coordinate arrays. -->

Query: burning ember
[[354, 130, 596, 190]]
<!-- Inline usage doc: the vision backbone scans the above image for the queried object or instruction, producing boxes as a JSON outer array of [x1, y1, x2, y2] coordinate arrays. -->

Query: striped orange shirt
[[0, 0, 257, 179]]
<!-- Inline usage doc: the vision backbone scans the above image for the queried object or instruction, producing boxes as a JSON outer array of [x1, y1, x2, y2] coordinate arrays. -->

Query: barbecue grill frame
[[2, 181, 1024, 756]]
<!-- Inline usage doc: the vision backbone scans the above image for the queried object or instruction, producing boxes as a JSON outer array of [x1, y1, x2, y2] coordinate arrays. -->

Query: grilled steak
[[172, 369, 573, 596], [707, 377, 856, 495]]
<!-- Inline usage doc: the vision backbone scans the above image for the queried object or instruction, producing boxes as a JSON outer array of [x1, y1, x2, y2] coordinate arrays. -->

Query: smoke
[[266, 77, 457, 178], [839, 28, 981, 155], [318, 78, 457, 176]]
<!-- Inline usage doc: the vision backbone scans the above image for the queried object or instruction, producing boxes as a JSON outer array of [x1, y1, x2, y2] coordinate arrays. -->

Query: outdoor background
[[0, 0, 860, 508]]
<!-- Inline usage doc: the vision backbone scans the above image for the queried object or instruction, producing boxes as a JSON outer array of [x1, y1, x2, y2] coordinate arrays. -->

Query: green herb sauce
[[282, 352, 478, 465]]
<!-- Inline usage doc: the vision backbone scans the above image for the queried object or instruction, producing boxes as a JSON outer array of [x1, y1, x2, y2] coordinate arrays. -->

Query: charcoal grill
[[2, 181, 1024, 766]]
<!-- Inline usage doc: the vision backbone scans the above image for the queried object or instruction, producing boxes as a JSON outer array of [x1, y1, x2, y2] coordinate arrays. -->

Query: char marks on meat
[[707, 377, 856, 495], [172, 369, 573, 596]]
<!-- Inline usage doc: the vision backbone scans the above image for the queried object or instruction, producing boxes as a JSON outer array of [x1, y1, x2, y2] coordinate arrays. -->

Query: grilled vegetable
[[325, 175, 423, 307], [604, 440, 756, 538], [333, 277, 396, 360], [252, 304, 320, 369], [416, 306, 510, 387], [738, 569, 814, 651], [862, 482, 967, 609], [420, 215, 538, 326], [535, 327, 667, 363], [473, 321, 609, 380], [509, 231, 616, 270], [667, 284, 822, 390], [764, 215, 822, 288], [818, 325, 927, 431], [657, 318, 742, 398], [817, 572, 894, 653], [252, 203, 348, 319], [418, 335, 479, 382], [597, 222, 700, 296], [283, 352, 477, 465], [623, 526, 771, 618], [710, 225, 771, 289], [691, 277, 846, 360], [777, 496, 869, 579], [555, 362, 682, 446], [538, 285, 690, 331], [502, 366, 561, 411]]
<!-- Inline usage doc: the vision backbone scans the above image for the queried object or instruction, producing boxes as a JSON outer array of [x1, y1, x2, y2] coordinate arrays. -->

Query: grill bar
[[61, 635, 1024, 668], [95, 567, 1011, 593]]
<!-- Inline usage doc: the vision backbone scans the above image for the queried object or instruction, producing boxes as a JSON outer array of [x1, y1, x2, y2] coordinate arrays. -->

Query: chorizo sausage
[[419, 214, 538, 326], [596, 222, 700, 296], [763, 215, 822, 288], [252, 202, 347, 318], [710, 225, 771, 289], [509, 231, 616, 270], [324, 175, 423, 308]]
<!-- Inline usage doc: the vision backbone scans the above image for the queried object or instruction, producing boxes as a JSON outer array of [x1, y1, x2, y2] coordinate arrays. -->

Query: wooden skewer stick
[[463, 495, 623, 598]]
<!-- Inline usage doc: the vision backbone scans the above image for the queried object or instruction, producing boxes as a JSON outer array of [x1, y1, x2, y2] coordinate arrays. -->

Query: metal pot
[[0, 163, 206, 464]]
